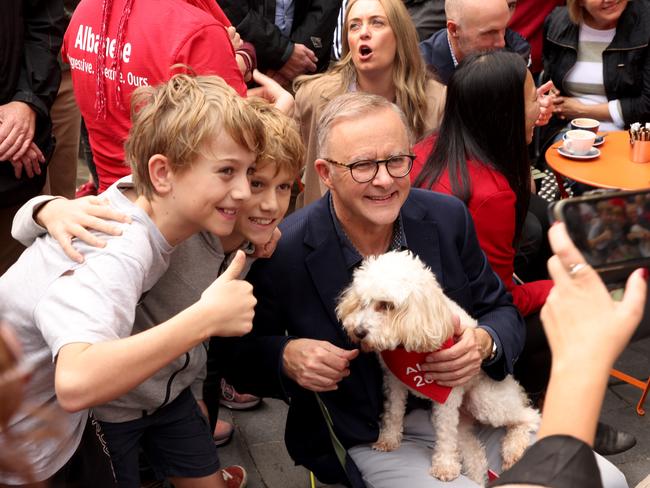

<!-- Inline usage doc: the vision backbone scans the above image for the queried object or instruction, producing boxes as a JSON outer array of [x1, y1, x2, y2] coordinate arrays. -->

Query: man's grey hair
[[316, 92, 413, 159]]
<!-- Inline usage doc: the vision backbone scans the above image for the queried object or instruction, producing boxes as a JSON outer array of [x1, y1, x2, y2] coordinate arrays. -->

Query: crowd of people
[[563, 193, 650, 266], [1, 0, 650, 487]]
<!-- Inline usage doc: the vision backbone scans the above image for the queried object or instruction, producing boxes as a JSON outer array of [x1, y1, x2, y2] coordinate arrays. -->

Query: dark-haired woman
[[411, 50, 552, 396]]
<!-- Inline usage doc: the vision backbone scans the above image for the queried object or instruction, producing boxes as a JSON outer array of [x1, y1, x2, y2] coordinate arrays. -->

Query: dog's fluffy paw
[[372, 437, 401, 452], [430, 460, 462, 481], [502, 450, 525, 472], [501, 437, 529, 471], [501, 424, 533, 471]]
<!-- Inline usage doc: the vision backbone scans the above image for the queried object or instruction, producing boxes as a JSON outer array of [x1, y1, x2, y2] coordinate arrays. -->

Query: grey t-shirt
[[12, 177, 255, 423], [0, 178, 172, 483]]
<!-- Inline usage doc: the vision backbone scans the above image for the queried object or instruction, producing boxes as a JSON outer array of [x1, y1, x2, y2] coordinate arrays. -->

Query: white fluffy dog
[[336, 250, 539, 484]]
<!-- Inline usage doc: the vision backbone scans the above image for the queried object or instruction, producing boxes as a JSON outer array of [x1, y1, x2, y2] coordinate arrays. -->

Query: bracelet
[[236, 50, 252, 77]]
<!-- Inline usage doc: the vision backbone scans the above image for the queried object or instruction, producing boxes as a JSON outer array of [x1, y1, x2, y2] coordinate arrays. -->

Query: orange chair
[[610, 369, 650, 416]]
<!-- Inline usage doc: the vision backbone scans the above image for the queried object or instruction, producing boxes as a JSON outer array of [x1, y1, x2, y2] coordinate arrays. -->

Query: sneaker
[[220, 379, 261, 410], [220, 465, 247, 488], [75, 180, 97, 198], [213, 419, 234, 447]]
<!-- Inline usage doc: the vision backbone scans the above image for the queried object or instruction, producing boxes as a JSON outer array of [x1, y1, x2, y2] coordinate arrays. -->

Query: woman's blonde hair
[[566, 0, 584, 24], [296, 0, 430, 139]]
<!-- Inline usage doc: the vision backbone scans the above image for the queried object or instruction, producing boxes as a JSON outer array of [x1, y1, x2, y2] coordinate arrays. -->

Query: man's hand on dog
[[420, 316, 493, 387], [283, 339, 359, 392]]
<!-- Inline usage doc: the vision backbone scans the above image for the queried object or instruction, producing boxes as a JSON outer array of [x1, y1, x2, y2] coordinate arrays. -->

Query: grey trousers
[[349, 409, 627, 488]]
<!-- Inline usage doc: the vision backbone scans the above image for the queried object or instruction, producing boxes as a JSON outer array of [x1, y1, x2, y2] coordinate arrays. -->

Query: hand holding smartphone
[[551, 189, 650, 286]]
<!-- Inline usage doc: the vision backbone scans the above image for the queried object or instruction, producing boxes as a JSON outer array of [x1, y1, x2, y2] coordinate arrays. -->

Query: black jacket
[[542, 2, 650, 130], [0, 0, 65, 207], [419, 27, 531, 85], [217, 0, 341, 73]]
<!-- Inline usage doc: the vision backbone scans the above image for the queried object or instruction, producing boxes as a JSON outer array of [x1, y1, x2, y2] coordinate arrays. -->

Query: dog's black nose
[[353, 326, 368, 339]]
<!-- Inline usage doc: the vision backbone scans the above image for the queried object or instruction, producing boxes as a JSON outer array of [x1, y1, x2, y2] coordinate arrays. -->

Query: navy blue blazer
[[419, 28, 532, 85], [216, 189, 525, 481]]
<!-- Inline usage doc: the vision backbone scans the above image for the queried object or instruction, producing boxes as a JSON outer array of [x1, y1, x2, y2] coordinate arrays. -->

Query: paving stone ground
[[220, 337, 650, 488]]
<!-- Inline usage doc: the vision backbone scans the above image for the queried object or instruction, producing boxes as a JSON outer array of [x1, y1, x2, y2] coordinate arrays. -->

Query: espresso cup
[[563, 129, 597, 155], [570, 117, 600, 133]]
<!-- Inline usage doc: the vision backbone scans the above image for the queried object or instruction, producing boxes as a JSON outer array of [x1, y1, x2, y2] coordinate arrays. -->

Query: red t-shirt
[[412, 135, 552, 317], [63, 0, 246, 192], [509, 0, 565, 74]]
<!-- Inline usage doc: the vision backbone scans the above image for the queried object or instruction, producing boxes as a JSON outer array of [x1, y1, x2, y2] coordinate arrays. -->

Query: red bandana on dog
[[380, 338, 454, 404]]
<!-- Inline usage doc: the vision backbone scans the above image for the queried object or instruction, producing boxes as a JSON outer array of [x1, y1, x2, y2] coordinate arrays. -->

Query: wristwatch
[[487, 337, 498, 361]]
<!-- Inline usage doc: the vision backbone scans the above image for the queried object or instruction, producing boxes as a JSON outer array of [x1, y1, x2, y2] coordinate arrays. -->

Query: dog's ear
[[336, 285, 360, 323], [393, 281, 456, 352]]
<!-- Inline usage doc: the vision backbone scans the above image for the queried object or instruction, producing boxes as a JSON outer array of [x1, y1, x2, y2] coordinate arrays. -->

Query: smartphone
[[551, 189, 650, 285]]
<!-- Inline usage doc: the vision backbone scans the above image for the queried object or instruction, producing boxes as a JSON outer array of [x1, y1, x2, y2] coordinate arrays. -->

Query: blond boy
[[203, 97, 305, 431], [9, 94, 304, 487], [0, 74, 263, 487]]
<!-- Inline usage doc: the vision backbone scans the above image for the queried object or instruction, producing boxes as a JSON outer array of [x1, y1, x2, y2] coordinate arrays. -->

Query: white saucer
[[557, 146, 601, 160], [562, 134, 605, 147]]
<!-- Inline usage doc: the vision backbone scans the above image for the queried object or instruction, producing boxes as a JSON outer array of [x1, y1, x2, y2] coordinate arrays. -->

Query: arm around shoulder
[[11, 194, 60, 246]]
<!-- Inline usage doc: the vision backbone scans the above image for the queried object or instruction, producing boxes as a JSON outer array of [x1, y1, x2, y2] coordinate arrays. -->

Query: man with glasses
[[214, 92, 527, 487]]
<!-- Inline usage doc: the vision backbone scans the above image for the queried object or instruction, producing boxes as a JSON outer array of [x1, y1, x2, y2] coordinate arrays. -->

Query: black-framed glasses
[[323, 154, 415, 183]]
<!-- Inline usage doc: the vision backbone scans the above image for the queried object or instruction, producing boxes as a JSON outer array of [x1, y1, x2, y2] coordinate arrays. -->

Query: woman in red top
[[411, 50, 552, 396]]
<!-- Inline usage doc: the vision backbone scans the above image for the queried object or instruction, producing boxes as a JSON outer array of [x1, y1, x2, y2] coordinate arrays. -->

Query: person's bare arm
[[54, 251, 255, 412], [13, 196, 131, 262], [538, 223, 646, 445], [247, 70, 295, 116]]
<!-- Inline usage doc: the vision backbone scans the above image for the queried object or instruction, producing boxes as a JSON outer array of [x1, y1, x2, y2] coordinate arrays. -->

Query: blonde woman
[[294, 0, 446, 208]]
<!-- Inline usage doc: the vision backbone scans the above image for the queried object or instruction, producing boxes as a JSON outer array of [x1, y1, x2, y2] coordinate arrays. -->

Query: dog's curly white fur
[[336, 251, 540, 484]]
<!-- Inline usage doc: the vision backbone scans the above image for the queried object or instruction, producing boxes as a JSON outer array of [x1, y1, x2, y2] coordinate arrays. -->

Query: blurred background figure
[[218, 0, 342, 88], [0, 0, 65, 276], [403, 0, 446, 40], [508, 0, 565, 79], [44, 0, 83, 201], [0, 323, 62, 487]]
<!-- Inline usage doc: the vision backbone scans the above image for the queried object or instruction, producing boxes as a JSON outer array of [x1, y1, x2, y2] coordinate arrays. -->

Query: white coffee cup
[[563, 129, 597, 155]]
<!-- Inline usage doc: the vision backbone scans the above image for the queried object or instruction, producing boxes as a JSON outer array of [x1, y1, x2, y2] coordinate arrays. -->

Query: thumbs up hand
[[198, 250, 256, 337]]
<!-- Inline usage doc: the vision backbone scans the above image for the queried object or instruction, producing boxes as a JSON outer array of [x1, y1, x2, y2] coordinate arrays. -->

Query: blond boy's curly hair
[[125, 74, 265, 199]]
